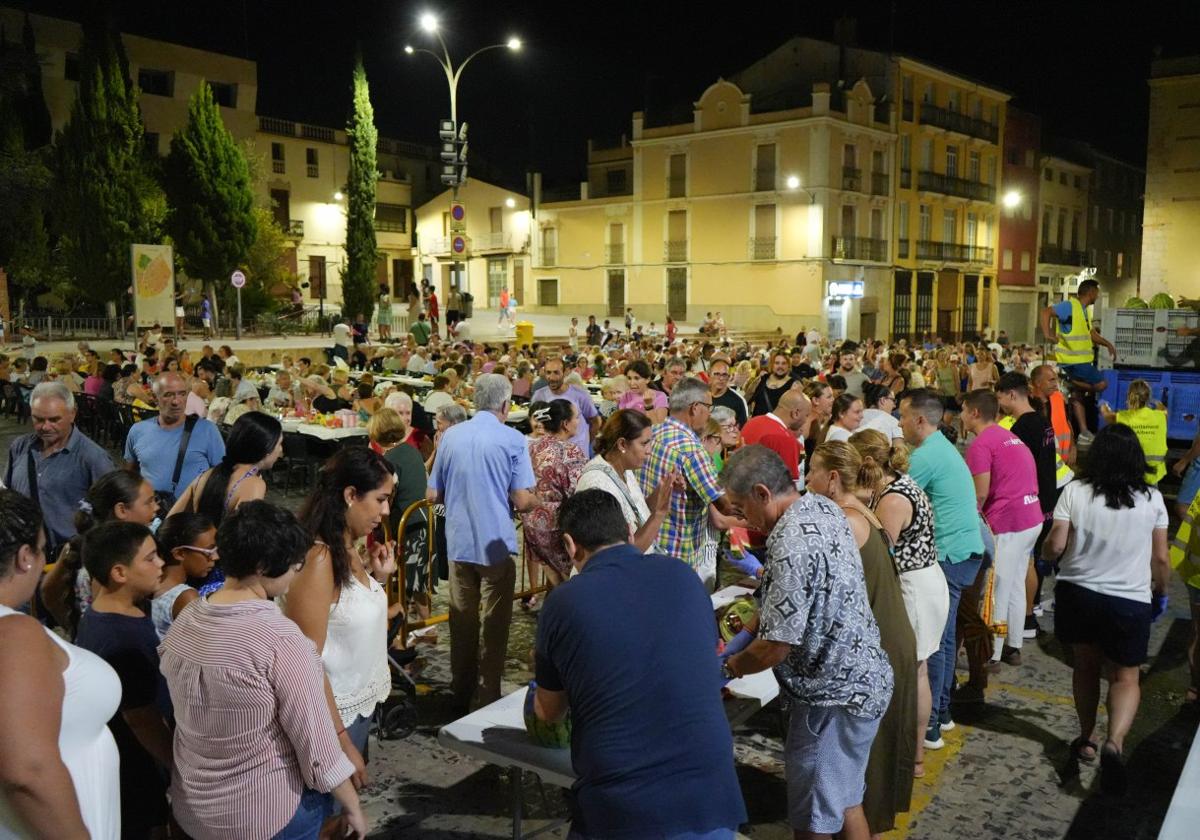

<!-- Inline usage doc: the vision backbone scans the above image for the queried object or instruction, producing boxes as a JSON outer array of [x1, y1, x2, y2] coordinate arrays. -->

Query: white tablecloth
[[280, 420, 368, 441]]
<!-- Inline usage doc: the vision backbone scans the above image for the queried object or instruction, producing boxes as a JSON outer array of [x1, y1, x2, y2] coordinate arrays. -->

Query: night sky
[[12, 0, 1200, 189]]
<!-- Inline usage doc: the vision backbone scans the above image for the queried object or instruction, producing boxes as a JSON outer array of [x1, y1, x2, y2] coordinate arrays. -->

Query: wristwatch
[[721, 659, 737, 682]]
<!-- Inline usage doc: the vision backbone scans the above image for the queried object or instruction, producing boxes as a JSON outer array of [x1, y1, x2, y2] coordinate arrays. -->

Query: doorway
[[667, 268, 687, 320], [607, 270, 625, 317]]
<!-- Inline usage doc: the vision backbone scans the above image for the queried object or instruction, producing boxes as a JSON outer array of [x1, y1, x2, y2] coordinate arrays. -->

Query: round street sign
[[451, 203, 465, 222], [231, 270, 247, 289], [452, 236, 466, 254]]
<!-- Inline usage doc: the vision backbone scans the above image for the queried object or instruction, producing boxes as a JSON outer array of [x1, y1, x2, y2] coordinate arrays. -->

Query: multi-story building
[[1034, 151, 1092, 309], [1, 7, 436, 312], [414, 179, 532, 312], [1071, 144, 1144, 307], [1142, 54, 1199, 299], [529, 71, 896, 340], [996, 107, 1041, 342]]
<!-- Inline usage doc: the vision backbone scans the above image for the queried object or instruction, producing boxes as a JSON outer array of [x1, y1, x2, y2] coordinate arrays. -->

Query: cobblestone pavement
[[2, 413, 1195, 839]]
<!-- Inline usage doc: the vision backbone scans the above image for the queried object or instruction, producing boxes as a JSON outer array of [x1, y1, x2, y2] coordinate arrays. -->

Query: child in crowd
[[152, 512, 218, 640], [75, 520, 173, 840]]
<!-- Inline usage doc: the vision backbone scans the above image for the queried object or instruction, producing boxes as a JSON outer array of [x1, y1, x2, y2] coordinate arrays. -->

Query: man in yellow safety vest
[[1039, 278, 1118, 444]]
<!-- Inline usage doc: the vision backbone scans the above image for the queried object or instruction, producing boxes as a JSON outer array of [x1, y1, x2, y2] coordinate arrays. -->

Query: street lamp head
[[333, 190, 344, 202], [404, 45, 414, 55], [505, 197, 516, 208], [785, 175, 801, 190], [419, 12, 438, 33], [507, 37, 522, 51], [1002, 190, 1021, 209]]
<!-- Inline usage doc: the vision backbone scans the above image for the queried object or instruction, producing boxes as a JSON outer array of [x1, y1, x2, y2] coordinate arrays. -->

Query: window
[[271, 142, 285, 174], [1042, 207, 1053, 243], [900, 135, 911, 169], [1002, 249, 1014, 270], [898, 201, 909, 241], [755, 144, 776, 191], [918, 204, 931, 241], [306, 147, 318, 178], [902, 75, 913, 102], [968, 151, 980, 182], [208, 82, 237, 108], [844, 143, 858, 169], [1104, 250, 1112, 274], [138, 68, 173, 97], [487, 258, 507, 303], [538, 277, 559, 306], [1117, 252, 1125, 276], [65, 52, 80, 81], [1106, 208, 1114, 232], [1058, 171, 1067, 185], [1044, 167, 1053, 182], [309, 255, 326, 299], [920, 138, 933, 170], [943, 209, 956, 243], [489, 207, 503, 234], [922, 82, 934, 104], [540, 227, 558, 266], [1020, 251, 1031, 271], [1092, 206, 1100, 229], [1057, 208, 1068, 246], [893, 271, 913, 336], [1073, 174, 1082, 189], [270, 188, 290, 230], [972, 98, 983, 119], [1025, 150, 1035, 168], [987, 157, 997, 186], [753, 204, 776, 259], [946, 145, 958, 178], [948, 90, 960, 112], [870, 207, 884, 243], [375, 204, 407, 233], [1118, 210, 1125, 233], [872, 148, 885, 175], [607, 223, 625, 263], [966, 212, 978, 247], [1072, 211, 1081, 249], [605, 168, 628, 194], [668, 153, 686, 197]]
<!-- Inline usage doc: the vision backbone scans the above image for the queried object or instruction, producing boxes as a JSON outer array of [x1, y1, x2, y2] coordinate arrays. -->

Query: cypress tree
[[342, 52, 378, 324], [52, 10, 157, 305], [162, 81, 256, 310]]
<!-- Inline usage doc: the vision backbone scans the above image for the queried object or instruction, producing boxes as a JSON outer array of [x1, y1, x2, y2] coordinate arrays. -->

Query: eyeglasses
[[179, 545, 219, 559], [704, 434, 722, 443], [691, 401, 713, 410]]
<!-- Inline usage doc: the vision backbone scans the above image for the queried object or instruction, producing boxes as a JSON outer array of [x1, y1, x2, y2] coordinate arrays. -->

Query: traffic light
[[438, 119, 469, 187]]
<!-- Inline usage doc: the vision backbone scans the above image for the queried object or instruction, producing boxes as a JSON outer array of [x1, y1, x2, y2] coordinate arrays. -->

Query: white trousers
[[991, 523, 1043, 654]]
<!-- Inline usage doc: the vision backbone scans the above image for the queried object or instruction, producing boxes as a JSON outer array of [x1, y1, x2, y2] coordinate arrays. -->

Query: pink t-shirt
[[966, 424, 1043, 534], [618, 388, 668, 415]]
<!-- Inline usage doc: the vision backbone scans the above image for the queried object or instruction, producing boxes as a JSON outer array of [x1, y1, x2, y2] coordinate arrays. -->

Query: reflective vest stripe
[[1048, 393, 1073, 460], [1117, 406, 1168, 484], [1172, 498, 1200, 588], [1055, 298, 1094, 365]]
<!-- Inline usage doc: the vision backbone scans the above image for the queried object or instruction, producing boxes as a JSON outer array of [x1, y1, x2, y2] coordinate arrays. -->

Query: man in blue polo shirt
[[532, 489, 746, 840], [430, 373, 540, 712], [900, 389, 985, 749]]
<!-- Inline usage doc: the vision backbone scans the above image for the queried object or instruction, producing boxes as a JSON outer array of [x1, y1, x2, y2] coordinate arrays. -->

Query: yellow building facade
[[1033, 154, 1091, 304], [890, 58, 1008, 341], [1143, 55, 1200, 299], [530, 78, 896, 340]]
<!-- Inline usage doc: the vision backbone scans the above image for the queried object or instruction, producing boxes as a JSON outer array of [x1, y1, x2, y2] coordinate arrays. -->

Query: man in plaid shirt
[[639, 377, 744, 567]]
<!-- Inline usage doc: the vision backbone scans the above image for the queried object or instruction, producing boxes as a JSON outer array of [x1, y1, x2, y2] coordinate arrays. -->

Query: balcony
[[300, 124, 335, 143], [664, 239, 687, 262], [476, 232, 513, 252], [259, 117, 295, 137], [900, 168, 912, 189], [918, 102, 999, 144], [667, 176, 687, 198], [306, 164, 318, 178], [842, 166, 863, 192], [540, 246, 557, 267], [271, 159, 285, 174], [1039, 245, 1088, 266], [750, 237, 777, 261], [605, 243, 625, 264], [902, 100, 914, 122], [285, 219, 304, 239], [898, 239, 910, 259], [871, 172, 890, 196], [915, 241, 994, 263], [374, 219, 407, 234], [833, 236, 888, 262], [428, 236, 471, 257], [917, 170, 996, 202]]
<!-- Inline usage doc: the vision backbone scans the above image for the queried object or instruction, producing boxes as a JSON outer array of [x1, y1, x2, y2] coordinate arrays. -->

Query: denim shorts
[[1060, 362, 1104, 387], [271, 787, 331, 840], [785, 704, 880, 834], [1180, 461, 1200, 509]]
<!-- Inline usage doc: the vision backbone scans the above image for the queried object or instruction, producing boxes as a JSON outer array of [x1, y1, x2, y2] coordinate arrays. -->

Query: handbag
[[149, 414, 199, 510]]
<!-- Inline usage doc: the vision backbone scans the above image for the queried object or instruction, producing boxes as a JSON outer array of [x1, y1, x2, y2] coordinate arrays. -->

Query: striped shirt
[[159, 598, 355, 840], [638, 416, 724, 563]]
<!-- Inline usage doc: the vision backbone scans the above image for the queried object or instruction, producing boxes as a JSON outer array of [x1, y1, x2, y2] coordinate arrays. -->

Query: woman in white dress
[[286, 447, 397, 785], [574, 409, 675, 552], [849, 429, 950, 780], [0, 490, 121, 839]]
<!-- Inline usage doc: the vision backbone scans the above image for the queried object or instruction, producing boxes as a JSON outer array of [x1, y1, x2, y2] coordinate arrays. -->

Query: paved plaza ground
[[2, 409, 1195, 840]]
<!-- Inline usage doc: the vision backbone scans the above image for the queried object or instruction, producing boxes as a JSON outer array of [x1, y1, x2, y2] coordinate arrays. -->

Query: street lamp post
[[406, 14, 520, 323]]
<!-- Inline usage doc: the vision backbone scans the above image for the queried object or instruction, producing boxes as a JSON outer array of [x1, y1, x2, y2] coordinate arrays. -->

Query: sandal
[[1070, 736, 1099, 764], [913, 761, 926, 779], [1100, 741, 1127, 795]]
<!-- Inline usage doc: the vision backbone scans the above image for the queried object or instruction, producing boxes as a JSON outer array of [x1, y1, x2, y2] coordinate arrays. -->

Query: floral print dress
[[522, 436, 587, 580]]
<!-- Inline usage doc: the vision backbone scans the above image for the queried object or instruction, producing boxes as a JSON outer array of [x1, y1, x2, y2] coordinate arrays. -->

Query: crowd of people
[[0, 274, 1194, 839]]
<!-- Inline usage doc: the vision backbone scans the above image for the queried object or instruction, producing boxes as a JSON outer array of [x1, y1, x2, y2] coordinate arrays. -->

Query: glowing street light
[[507, 37, 522, 51], [785, 175, 801, 190], [505, 197, 516, 208], [419, 12, 438, 32], [1002, 190, 1022, 209], [333, 190, 344, 202]]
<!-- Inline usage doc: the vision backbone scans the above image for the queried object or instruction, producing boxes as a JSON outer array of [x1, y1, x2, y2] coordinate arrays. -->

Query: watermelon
[[1124, 296, 1149, 309], [523, 682, 571, 748], [1150, 293, 1177, 309]]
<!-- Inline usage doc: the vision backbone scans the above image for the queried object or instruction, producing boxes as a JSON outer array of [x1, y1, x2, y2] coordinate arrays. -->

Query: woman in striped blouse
[[159, 501, 367, 839]]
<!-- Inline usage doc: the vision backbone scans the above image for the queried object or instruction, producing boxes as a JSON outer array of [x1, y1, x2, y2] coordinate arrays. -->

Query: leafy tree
[[342, 53, 378, 323], [162, 81, 256, 317], [52, 9, 161, 306], [241, 205, 297, 322]]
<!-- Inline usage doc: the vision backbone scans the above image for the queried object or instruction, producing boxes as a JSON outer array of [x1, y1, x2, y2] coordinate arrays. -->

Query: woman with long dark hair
[[522, 399, 587, 586], [1042, 423, 1169, 794], [168, 411, 283, 524], [285, 448, 397, 784], [616, 359, 667, 423]]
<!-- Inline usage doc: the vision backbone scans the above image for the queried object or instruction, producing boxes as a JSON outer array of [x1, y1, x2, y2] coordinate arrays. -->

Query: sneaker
[[1077, 431, 1095, 446], [1033, 603, 1045, 617], [939, 710, 956, 731], [924, 725, 945, 750], [1023, 615, 1040, 640]]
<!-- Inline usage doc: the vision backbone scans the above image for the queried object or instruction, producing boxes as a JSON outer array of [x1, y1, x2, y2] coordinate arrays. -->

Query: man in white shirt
[[331, 318, 353, 362], [453, 319, 473, 342], [423, 375, 456, 413], [407, 347, 429, 374]]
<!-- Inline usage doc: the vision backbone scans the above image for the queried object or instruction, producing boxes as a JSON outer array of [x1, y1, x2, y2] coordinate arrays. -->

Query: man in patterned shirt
[[719, 445, 893, 840], [638, 377, 743, 574]]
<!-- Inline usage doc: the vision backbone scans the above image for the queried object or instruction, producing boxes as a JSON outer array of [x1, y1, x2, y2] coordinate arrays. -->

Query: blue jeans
[[272, 787, 331, 840], [928, 553, 984, 729]]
